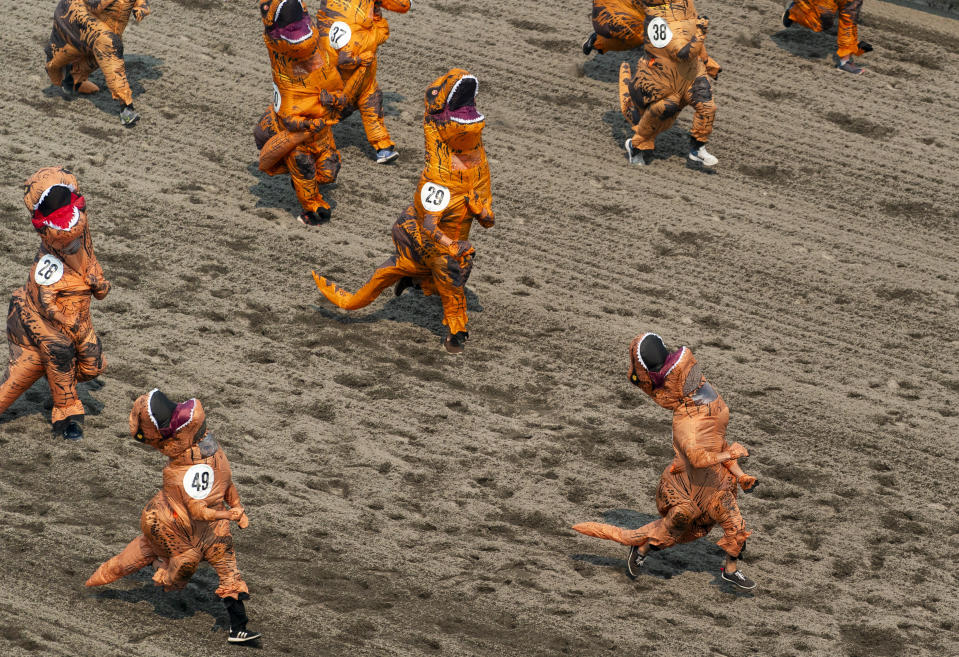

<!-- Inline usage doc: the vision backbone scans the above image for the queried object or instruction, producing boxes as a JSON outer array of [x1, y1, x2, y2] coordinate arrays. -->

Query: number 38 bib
[[183, 464, 215, 500], [646, 17, 673, 49]]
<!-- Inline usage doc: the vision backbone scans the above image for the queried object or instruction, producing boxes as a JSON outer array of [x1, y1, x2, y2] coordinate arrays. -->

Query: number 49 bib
[[646, 17, 673, 49], [183, 464, 214, 500]]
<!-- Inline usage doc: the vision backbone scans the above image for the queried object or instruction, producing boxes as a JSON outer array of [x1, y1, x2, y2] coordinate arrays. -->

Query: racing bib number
[[34, 254, 64, 286], [420, 182, 451, 213], [272, 82, 281, 113], [183, 464, 214, 500], [647, 17, 672, 49], [328, 21, 352, 50]]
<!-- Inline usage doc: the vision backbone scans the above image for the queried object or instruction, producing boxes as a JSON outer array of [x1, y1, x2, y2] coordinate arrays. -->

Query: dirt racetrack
[[1, 0, 958, 655]]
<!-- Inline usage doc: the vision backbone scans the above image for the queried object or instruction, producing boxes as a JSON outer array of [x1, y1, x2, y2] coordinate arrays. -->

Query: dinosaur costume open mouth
[[269, 0, 314, 44], [33, 184, 81, 231], [445, 75, 483, 124]]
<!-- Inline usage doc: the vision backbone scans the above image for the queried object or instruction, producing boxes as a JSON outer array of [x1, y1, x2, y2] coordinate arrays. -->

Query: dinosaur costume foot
[[75, 81, 99, 94]]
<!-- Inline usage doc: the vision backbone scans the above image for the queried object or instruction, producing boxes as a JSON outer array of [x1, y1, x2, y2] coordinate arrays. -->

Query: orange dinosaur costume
[[315, 0, 410, 162], [583, 0, 647, 55], [618, 0, 721, 168], [783, 0, 872, 74], [0, 168, 109, 441], [573, 333, 759, 589], [44, 0, 150, 126], [254, 0, 354, 225], [86, 390, 261, 644], [312, 69, 493, 353]]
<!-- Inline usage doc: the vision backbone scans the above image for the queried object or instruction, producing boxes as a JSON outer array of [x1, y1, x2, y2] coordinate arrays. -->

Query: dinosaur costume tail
[[572, 522, 638, 545], [85, 535, 155, 587]]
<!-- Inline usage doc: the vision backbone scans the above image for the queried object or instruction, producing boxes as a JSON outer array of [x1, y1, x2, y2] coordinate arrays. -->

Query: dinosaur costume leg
[[44, 39, 84, 87], [74, 327, 106, 383], [629, 94, 681, 150], [77, 19, 132, 104], [426, 253, 472, 335], [202, 519, 250, 600], [686, 76, 716, 144], [836, 0, 864, 58], [356, 60, 394, 151], [286, 131, 340, 214], [85, 535, 157, 586], [706, 489, 751, 558]]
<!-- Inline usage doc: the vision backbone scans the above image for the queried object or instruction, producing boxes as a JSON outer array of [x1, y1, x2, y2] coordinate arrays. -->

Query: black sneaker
[[721, 568, 756, 590], [782, 3, 794, 28], [228, 628, 262, 644], [299, 208, 331, 226], [62, 421, 84, 441], [443, 331, 469, 354], [626, 545, 646, 577], [582, 33, 597, 56]]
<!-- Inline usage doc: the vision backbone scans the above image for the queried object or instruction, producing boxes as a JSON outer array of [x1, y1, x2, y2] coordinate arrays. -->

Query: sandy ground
[[0, 0, 958, 655]]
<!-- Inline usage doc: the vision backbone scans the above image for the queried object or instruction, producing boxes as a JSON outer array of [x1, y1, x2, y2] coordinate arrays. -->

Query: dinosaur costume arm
[[132, 0, 150, 21], [422, 212, 472, 257], [376, 0, 410, 12], [678, 432, 747, 469]]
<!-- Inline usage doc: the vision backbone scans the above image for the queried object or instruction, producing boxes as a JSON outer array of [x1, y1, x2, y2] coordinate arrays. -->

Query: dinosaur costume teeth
[[312, 68, 494, 347]]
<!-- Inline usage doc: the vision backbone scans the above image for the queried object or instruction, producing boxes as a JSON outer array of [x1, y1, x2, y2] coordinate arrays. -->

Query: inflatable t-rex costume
[[44, 0, 150, 126], [254, 0, 354, 225], [783, 0, 872, 74], [0, 167, 109, 441], [572, 333, 759, 590], [617, 0, 721, 168], [86, 390, 261, 644], [315, 0, 410, 163], [312, 68, 493, 353]]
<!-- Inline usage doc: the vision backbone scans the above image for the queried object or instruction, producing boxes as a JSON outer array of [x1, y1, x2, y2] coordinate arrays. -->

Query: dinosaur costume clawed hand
[[572, 333, 759, 590], [312, 69, 493, 353], [618, 0, 721, 168], [315, 0, 410, 163], [0, 167, 109, 441], [44, 0, 151, 126], [254, 0, 351, 225], [86, 390, 261, 644], [783, 0, 872, 74]]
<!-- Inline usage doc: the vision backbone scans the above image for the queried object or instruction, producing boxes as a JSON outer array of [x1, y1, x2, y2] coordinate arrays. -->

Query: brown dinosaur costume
[[572, 333, 759, 589], [44, 0, 150, 125], [618, 0, 720, 168], [0, 168, 109, 441], [85, 390, 261, 644], [254, 0, 353, 225], [783, 0, 872, 74], [315, 0, 410, 161], [312, 68, 493, 353]]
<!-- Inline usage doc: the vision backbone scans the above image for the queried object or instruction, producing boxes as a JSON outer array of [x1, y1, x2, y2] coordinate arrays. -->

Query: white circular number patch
[[647, 17, 673, 49], [183, 464, 214, 500], [420, 182, 451, 213], [34, 254, 64, 286], [272, 82, 281, 113], [328, 21, 352, 50]]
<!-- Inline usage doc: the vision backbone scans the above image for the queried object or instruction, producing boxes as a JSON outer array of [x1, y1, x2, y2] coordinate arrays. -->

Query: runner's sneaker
[[625, 139, 650, 166], [688, 144, 718, 167], [627, 546, 646, 577], [394, 276, 416, 297], [721, 567, 756, 590], [782, 3, 794, 27], [836, 57, 865, 75], [582, 33, 598, 56], [299, 208, 331, 226], [62, 421, 83, 441], [228, 628, 262, 644], [120, 105, 140, 127], [375, 147, 399, 164]]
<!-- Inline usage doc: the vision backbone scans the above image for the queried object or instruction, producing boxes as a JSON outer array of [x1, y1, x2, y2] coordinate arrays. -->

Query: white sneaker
[[625, 139, 648, 166], [688, 145, 718, 167]]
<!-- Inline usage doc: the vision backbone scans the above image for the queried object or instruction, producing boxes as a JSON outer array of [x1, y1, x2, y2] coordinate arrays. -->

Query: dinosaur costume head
[[424, 69, 485, 153], [129, 389, 210, 459], [23, 167, 89, 252], [260, 0, 320, 57]]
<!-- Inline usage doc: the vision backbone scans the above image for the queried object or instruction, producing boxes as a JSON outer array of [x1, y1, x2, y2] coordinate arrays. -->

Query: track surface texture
[[1, 0, 958, 655]]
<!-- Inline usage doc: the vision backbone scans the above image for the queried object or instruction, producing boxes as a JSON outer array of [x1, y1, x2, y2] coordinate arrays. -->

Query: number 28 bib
[[34, 254, 65, 286]]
